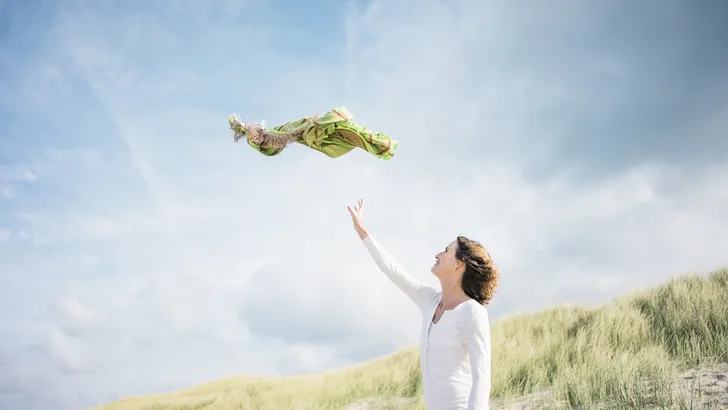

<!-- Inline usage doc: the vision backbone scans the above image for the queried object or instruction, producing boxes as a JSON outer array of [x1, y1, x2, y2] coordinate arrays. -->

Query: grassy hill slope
[[97, 267, 728, 410]]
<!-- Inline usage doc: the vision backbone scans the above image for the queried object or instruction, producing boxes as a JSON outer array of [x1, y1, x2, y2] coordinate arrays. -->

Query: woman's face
[[431, 239, 462, 280]]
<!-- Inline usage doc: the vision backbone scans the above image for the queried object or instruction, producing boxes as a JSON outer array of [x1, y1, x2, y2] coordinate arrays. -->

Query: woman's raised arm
[[347, 199, 438, 312]]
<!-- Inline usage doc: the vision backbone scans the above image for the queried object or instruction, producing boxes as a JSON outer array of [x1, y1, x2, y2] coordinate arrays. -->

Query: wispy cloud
[[1, 0, 727, 409], [0, 165, 38, 199]]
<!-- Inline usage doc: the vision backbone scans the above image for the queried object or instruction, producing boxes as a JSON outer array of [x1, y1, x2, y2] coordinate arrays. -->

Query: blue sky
[[1, 0, 728, 409]]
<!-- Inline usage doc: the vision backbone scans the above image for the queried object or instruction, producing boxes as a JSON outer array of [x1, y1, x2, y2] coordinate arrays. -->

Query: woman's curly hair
[[455, 236, 499, 305]]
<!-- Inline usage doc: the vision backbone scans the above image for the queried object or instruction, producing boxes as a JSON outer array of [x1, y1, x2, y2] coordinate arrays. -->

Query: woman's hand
[[347, 198, 369, 240]]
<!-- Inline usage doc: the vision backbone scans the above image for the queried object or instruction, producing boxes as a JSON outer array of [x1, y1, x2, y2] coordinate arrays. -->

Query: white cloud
[[54, 295, 103, 337], [0, 165, 39, 200], [41, 329, 94, 374], [277, 343, 344, 375], [0, 227, 10, 246]]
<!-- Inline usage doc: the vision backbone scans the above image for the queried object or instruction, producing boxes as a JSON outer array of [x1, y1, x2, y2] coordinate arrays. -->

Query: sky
[[1, 0, 727, 408]]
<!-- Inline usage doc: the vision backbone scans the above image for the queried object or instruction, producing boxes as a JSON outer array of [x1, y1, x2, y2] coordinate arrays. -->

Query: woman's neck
[[439, 279, 469, 309]]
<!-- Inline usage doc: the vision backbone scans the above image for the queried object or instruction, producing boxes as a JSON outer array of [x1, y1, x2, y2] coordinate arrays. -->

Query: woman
[[347, 198, 498, 410]]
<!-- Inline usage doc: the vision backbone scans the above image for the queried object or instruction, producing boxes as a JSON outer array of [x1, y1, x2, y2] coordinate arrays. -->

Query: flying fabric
[[228, 106, 397, 160]]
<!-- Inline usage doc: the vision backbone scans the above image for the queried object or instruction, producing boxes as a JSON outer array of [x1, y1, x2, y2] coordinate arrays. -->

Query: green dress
[[228, 106, 397, 160]]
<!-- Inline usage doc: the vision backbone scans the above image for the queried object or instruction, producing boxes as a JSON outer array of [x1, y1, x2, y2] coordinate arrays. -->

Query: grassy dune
[[97, 267, 728, 410]]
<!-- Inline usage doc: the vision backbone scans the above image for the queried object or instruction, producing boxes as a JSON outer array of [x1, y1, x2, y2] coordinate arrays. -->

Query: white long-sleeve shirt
[[362, 235, 492, 410]]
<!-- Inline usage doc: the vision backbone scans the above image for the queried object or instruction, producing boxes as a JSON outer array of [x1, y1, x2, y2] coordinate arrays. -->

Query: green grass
[[96, 267, 728, 410]]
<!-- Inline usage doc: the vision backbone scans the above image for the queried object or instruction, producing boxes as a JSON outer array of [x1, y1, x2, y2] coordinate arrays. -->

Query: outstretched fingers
[[347, 198, 365, 222]]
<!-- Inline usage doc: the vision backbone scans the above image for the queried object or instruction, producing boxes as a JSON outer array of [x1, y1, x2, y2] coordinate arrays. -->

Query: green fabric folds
[[228, 106, 397, 160]]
